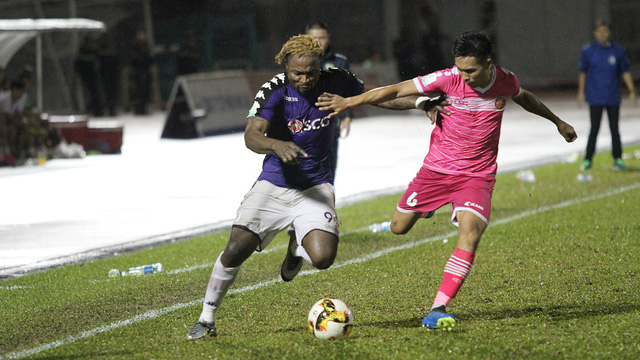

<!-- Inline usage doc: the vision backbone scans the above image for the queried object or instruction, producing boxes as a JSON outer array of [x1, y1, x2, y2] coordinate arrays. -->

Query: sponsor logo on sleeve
[[419, 73, 437, 87], [494, 97, 506, 110]]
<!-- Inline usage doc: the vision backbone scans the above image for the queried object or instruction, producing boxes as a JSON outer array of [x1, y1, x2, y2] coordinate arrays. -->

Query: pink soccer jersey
[[412, 66, 521, 177]]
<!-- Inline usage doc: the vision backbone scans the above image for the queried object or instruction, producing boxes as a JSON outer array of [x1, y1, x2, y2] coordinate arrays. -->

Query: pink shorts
[[397, 167, 496, 226]]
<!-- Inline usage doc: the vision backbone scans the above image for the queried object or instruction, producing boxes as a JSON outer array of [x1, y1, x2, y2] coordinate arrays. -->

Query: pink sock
[[433, 248, 474, 308]]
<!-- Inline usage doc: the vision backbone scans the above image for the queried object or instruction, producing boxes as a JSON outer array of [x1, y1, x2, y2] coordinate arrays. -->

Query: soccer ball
[[307, 298, 354, 340]]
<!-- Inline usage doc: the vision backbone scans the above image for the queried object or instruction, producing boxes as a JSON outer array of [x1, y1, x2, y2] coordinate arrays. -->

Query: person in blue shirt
[[186, 34, 444, 340], [305, 21, 353, 177], [578, 20, 637, 170]]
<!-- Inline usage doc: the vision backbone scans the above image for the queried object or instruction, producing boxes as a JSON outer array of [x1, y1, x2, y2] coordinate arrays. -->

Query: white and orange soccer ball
[[307, 298, 354, 340]]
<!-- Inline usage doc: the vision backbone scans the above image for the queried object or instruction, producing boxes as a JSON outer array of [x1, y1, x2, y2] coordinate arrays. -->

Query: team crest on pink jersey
[[494, 97, 506, 110], [288, 119, 303, 133]]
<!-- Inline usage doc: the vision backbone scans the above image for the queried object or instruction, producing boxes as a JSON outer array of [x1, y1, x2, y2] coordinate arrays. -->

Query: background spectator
[[175, 32, 202, 76], [98, 31, 121, 117], [0, 67, 9, 93], [577, 20, 637, 171], [129, 30, 154, 115], [75, 35, 104, 116]]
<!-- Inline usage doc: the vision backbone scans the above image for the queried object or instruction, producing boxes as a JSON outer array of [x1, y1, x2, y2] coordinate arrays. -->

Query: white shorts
[[233, 181, 339, 251]]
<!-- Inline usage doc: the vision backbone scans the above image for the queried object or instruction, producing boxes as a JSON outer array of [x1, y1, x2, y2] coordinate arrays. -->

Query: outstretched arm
[[316, 80, 419, 117], [512, 89, 577, 143], [244, 116, 308, 165], [375, 94, 451, 124]]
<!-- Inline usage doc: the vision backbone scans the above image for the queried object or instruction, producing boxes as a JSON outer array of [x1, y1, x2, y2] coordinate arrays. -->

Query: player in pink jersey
[[317, 30, 577, 331]]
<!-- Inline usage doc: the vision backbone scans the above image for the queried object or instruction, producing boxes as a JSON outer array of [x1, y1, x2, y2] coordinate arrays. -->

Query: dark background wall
[[1, 0, 638, 112]]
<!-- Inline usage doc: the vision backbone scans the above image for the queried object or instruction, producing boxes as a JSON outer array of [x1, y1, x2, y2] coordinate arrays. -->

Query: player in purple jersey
[[186, 35, 445, 340]]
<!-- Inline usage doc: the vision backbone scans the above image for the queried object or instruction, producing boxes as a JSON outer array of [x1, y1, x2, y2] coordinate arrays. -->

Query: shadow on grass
[[354, 316, 467, 333], [357, 317, 421, 329], [619, 167, 640, 173], [463, 302, 640, 321], [316, 302, 640, 333], [272, 317, 440, 337]]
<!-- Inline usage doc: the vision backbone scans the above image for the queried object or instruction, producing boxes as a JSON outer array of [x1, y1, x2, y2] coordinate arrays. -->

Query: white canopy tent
[[0, 18, 106, 111]]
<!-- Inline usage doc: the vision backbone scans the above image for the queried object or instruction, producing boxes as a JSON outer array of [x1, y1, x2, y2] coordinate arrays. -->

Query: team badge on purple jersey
[[288, 119, 303, 133]]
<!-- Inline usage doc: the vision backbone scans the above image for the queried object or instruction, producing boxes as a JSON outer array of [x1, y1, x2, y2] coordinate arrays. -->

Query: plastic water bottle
[[108, 263, 163, 277], [576, 173, 593, 182], [516, 170, 536, 183], [108, 269, 123, 277], [127, 263, 163, 276], [369, 221, 391, 233]]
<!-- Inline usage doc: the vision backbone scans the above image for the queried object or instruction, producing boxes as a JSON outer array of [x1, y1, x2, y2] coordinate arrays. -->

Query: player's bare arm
[[512, 89, 578, 143], [375, 94, 451, 124], [374, 96, 417, 110], [577, 72, 587, 105], [622, 72, 637, 107], [316, 80, 419, 117], [244, 116, 308, 164]]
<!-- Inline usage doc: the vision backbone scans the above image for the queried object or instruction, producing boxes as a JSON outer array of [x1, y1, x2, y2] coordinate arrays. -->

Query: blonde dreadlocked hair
[[275, 34, 324, 65]]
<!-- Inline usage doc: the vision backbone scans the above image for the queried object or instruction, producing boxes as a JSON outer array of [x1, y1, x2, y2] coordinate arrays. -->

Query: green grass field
[[2, 147, 640, 360]]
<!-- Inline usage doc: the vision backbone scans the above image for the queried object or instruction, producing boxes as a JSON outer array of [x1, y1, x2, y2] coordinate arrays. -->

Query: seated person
[[0, 79, 48, 161]]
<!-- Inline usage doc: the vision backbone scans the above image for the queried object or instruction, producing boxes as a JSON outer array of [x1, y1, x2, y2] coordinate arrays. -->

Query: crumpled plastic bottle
[[108, 263, 163, 277], [369, 221, 391, 233]]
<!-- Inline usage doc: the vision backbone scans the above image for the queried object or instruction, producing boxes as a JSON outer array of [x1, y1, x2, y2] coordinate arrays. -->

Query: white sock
[[199, 303, 216, 324], [199, 252, 241, 324]]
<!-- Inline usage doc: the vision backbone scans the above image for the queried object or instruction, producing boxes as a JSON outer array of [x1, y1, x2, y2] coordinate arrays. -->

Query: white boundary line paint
[[166, 244, 288, 275], [0, 286, 33, 290], [0, 220, 235, 278], [2, 183, 639, 360]]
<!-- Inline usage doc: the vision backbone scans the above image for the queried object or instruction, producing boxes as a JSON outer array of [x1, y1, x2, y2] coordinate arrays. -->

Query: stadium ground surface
[[1, 145, 639, 359], [2, 92, 640, 359]]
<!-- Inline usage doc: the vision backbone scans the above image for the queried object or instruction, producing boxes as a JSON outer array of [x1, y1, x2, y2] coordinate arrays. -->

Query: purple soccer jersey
[[247, 68, 364, 189]]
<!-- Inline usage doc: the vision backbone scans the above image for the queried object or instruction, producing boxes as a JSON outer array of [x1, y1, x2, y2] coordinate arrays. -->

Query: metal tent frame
[[0, 18, 105, 111]]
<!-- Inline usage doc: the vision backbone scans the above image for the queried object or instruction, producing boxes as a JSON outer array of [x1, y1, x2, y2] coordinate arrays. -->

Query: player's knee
[[303, 230, 338, 269], [220, 244, 251, 267], [310, 252, 336, 270], [312, 258, 335, 270], [390, 221, 410, 235], [221, 230, 260, 266], [220, 249, 243, 267], [458, 230, 481, 244], [460, 225, 484, 241], [457, 231, 482, 253]]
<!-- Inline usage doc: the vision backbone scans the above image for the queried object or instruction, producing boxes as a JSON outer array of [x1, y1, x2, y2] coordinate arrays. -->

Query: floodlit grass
[[2, 147, 640, 359]]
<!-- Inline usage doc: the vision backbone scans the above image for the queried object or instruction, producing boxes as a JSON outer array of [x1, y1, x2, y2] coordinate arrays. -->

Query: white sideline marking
[[167, 244, 287, 275], [166, 263, 214, 275], [2, 183, 638, 360], [0, 286, 33, 290]]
